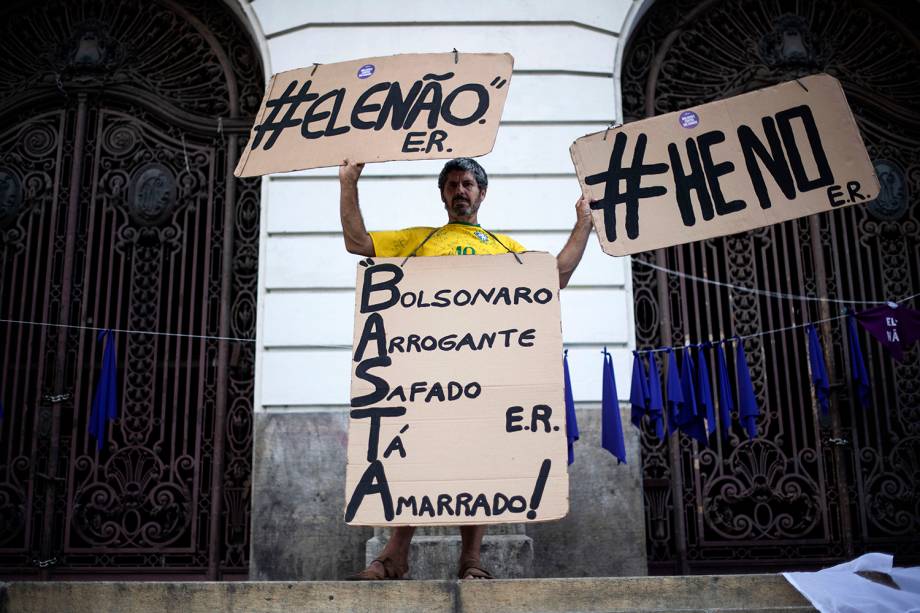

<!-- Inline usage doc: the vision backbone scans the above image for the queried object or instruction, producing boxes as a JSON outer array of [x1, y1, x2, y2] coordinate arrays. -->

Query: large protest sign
[[344, 253, 568, 526], [234, 52, 513, 177], [570, 74, 879, 256]]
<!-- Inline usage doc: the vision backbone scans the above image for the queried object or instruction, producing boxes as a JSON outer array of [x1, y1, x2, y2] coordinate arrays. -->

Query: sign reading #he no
[[234, 52, 513, 177], [344, 253, 569, 526], [570, 74, 879, 256]]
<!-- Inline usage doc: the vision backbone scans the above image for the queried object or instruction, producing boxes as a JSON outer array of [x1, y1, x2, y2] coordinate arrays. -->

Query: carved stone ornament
[[868, 159, 909, 221], [127, 163, 177, 227]]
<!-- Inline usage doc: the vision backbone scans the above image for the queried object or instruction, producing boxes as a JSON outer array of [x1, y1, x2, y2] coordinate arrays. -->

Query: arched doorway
[[622, 0, 920, 573], [0, 0, 263, 579]]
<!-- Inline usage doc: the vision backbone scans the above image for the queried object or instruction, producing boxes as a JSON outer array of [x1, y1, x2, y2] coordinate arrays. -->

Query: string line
[[635, 292, 920, 355], [4, 291, 916, 351], [0, 318, 255, 343], [633, 258, 901, 305]]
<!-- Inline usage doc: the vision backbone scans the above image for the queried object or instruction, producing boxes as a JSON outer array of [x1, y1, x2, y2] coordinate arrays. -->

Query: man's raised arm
[[339, 159, 375, 256], [556, 196, 593, 289]]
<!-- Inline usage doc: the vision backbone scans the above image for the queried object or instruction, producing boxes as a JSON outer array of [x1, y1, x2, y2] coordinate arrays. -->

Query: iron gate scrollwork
[[623, 0, 920, 573], [0, 0, 262, 579]]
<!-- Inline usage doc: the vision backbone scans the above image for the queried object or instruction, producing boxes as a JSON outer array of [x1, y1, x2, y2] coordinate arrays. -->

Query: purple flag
[[846, 314, 871, 409], [665, 349, 683, 435], [602, 349, 627, 464], [735, 341, 759, 440], [715, 344, 734, 440], [647, 353, 665, 439], [806, 324, 831, 415], [88, 330, 118, 451], [855, 303, 920, 362], [629, 352, 650, 430], [696, 346, 717, 436], [563, 350, 580, 465], [678, 351, 708, 446]]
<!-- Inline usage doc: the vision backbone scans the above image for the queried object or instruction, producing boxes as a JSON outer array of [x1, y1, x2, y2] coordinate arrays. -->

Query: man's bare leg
[[458, 524, 493, 579], [349, 526, 415, 580]]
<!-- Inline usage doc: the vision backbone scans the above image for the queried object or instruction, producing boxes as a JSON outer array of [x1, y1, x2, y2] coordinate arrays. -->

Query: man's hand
[[575, 195, 593, 227], [339, 159, 374, 256], [339, 158, 365, 184], [557, 195, 595, 289]]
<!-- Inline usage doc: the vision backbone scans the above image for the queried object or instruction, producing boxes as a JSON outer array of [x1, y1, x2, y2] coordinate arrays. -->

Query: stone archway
[[0, 0, 263, 579]]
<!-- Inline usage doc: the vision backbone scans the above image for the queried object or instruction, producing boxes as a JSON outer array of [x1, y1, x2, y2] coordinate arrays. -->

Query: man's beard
[[451, 196, 472, 215]]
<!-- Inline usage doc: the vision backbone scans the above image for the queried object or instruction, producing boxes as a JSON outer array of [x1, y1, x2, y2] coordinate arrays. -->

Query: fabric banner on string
[[563, 350, 579, 466], [88, 330, 118, 451], [736, 341, 759, 439], [806, 324, 831, 415], [696, 346, 717, 437], [715, 345, 734, 440], [847, 313, 871, 408], [601, 349, 626, 464], [677, 352, 708, 446], [647, 353, 665, 439], [629, 352, 649, 429], [855, 303, 920, 362]]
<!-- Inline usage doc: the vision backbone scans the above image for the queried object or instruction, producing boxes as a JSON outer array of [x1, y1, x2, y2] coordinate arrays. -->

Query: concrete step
[[1, 575, 816, 613], [366, 533, 534, 580]]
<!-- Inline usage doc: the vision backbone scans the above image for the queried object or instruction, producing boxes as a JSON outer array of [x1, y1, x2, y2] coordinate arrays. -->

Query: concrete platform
[[1, 574, 816, 613]]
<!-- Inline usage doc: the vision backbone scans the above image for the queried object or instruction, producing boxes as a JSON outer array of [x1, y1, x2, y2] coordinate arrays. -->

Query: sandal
[[347, 556, 408, 580], [458, 558, 494, 580]]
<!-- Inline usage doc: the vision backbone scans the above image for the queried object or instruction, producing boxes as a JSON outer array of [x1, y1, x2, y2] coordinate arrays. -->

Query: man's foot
[[458, 558, 494, 580], [347, 556, 408, 580]]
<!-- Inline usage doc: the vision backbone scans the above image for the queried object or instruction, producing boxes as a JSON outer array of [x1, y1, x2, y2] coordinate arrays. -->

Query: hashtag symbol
[[586, 132, 669, 242], [250, 80, 318, 151]]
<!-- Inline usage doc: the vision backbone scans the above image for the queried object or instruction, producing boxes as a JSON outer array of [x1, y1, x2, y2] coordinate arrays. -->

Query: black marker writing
[[252, 72, 506, 151], [587, 132, 669, 242]]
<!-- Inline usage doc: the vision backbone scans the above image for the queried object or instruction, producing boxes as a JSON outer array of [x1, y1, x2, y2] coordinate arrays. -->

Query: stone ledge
[[1, 575, 816, 613]]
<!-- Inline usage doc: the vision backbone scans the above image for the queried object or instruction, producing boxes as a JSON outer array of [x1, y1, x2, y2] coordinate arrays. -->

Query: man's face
[[441, 170, 486, 223]]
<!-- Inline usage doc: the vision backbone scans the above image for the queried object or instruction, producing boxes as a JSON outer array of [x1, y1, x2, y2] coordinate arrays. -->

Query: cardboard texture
[[344, 252, 568, 526], [570, 73, 879, 256], [234, 52, 514, 177]]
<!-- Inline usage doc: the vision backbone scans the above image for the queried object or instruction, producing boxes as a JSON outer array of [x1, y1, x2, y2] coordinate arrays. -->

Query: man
[[339, 156, 592, 580]]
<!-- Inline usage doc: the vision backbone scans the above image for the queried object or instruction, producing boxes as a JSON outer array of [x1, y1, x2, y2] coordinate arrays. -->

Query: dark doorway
[[0, 0, 263, 579], [622, 0, 920, 573]]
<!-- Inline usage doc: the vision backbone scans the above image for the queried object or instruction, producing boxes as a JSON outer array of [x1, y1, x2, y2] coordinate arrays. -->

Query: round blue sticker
[[679, 110, 699, 129], [357, 64, 375, 79]]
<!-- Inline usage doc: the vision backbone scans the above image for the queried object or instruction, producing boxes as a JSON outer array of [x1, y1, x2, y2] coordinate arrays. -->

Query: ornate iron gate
[[623, 0, 920, 573], [0, 0, 262, 579]]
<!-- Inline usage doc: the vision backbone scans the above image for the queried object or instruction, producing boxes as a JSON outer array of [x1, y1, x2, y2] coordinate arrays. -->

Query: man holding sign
[[339, 157, 592, 580]]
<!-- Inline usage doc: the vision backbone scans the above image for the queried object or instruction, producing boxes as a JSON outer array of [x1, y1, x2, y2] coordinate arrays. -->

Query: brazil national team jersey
[[369, 222, 526, 257]]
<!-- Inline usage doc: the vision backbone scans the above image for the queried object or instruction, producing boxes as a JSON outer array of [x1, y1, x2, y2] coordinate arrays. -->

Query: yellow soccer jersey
[[369, 222, 526, 257]]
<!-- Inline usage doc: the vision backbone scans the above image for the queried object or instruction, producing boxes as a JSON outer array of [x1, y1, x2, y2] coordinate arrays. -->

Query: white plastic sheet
[[783, 553, 920, 613]]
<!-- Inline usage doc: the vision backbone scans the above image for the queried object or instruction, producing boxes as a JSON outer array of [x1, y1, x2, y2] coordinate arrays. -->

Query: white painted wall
[[246, 0, 641, 411]]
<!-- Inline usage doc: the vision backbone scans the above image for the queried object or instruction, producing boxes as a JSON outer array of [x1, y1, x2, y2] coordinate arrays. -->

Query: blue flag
[[647, 353, 665, 439], [735, 341, 759, 440], [715, 344, 734, 440], [665, 349, 683, 435], [88, 330, 119, 451], [846, 313, 871, 409], [806, 324, 831, 415], [602, 349, 627, 464], [629, 352, 650, 430], [563, 350, 580, 465], [696, 346, 717, 436], [678, 351, 708, 446]]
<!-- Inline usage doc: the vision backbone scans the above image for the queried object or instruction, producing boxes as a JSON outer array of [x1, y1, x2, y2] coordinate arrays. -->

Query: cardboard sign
[[344, 253, 568, 526], [570, 74, 879, 256], [234, 52, 514, 177]]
